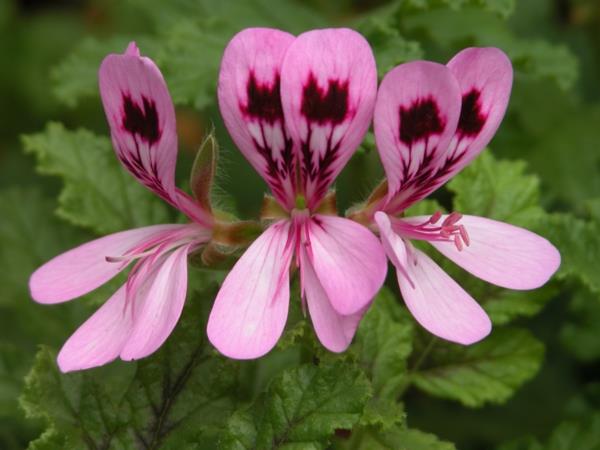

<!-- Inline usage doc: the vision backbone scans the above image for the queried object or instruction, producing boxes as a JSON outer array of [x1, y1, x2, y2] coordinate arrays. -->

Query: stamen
[[429, 210, 442, 224], [391, 212, 470, 252], [459, 224, 470, 246], [454, 235, 463, 251], [443, 212, 462, 227]]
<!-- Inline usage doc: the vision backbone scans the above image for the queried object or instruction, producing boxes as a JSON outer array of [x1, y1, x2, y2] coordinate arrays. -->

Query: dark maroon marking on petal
[[301, 73, 349, 125], [240, 72, 295, 201], [241, 71, 284, 124], [122, 94, 161, 145], [457, 89, 486, 137], [399, 97, 445, 146], [117, 140, 171, 202]]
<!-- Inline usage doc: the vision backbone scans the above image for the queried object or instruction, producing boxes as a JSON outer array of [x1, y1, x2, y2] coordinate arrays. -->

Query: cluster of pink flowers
[[30, 28, 560, 372]]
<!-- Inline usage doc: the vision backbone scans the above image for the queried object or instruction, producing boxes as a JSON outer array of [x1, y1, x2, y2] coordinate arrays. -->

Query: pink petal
[[426, 215, 560, 290], [218, 28, 297, 210], [207, 221, 294, 359], [99, 43, 189, 214], [307, 215, 387, 316], [376, 213, 490, 344], [374, 61, 462, 213], [280, 28, 377, 209], [57, 284, 133, 372], [401, 249, 490, 345], [445, 48, 513, 177], [300, 249, 364, 352], [120, 244, 191, 360], [373, 212, 412, 286], [29, 224, 187, 304]]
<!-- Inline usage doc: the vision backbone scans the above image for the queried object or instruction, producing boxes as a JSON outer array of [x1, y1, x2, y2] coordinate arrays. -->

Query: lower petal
[[428, 215, 560, 290], [300, 249, 364, 353], [57, 285, 133, 372], [399, 247, 491, 345], [29, 224, 187, 304], [120, 244, 191, 361], [308, 215, 387, 315], [207, 221, 293, 359]]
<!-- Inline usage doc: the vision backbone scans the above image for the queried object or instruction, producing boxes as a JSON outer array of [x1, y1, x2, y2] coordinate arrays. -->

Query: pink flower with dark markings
[[29, 43, 214, 372], [207, 28, 387, 359], [364, 48, 560, 344]]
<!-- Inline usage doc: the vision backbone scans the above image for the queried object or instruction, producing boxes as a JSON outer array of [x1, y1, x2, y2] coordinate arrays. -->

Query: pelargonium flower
[[207, 28, 387, 358], [29, 43, 215, 372], [361, 48, 560, 344]]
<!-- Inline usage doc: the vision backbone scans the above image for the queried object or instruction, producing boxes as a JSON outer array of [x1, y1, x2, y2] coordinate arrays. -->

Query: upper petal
[[398, 246, 491, 345], [57, 284, 133, 372], [374, 61, 462, 213], [29, 224, 187, 304], [300, 248, 365, 353], [207, 221, 294, 359], [120, 244, 191, 360], [445, 48, 513, 177], [218, 28, 297, 209], [99, 43, 179, 207], [281, 28, 377, 209], [427, 215, 560, 290], [307, 215, 386, 316]]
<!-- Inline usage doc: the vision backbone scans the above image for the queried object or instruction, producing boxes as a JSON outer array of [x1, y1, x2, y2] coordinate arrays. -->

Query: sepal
[[190, 129, 218, 212]]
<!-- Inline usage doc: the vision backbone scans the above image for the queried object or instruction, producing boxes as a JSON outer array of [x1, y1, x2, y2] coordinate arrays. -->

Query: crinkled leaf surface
[[20, 293, 238, 450], [411, 328, 544, 407], [220, 362, 370, 449], [444, 152, 556, 324], [355, 288, 414, 399]]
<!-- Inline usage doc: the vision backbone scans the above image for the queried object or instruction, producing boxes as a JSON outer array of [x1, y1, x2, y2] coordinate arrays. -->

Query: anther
[[454, 235, 463, 251], [429, 210, 442, 224], [459, 224, 470, 246], [443, 212, 462, 227]]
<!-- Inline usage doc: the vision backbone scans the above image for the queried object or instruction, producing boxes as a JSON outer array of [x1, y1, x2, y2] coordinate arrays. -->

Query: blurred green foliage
[[1, 0, 600, 449]]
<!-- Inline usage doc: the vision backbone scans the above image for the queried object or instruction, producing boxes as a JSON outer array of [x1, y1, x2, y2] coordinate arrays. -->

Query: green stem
[[410, 335, 438, 374]]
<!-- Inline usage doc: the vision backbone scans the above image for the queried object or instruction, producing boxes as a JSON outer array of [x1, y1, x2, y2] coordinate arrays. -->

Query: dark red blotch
[[457, 89, 486, 136], [301, 73, 348, 125], [242, 71, 284, 124], [399, 97, 445, 146], [122, 94, 161, 145]]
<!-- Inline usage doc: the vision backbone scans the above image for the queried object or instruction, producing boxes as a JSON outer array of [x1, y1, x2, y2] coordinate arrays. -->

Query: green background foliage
[[1, 0, 599, 448]]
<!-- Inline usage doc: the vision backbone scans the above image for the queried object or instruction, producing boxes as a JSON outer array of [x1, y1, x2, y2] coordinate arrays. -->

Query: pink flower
[[206, 28, 387, 359], [365, 48, 560, 344], [29, 43, 214, 372]]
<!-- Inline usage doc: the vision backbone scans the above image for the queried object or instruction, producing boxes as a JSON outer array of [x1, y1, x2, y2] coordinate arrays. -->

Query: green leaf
[[355, 287, 414, 399], [541, 213, 600, 295], [157, 19, 227, 109], [52, 37, 125, 107], [483, 285, 558, 326], [403, 9, 578, 90], [390, 0, 515, 17], [0, 188, 83, 305], [358, 18, 423, 78], [448, 152, 544, 227], [411, 328, 544, 407], [445, 152, 556, 324], [221, 362, 371, 449], [22, 123, 169, 235], [156, 2, 326, 108], [20, 292, 238, 449], [561, 287, 600, 362], [499, 413, 600, 450], [340, 425, 456, 450]]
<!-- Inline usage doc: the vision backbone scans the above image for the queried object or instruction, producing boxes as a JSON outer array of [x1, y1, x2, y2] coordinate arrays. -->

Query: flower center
[[393, 211, 470, 251]]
